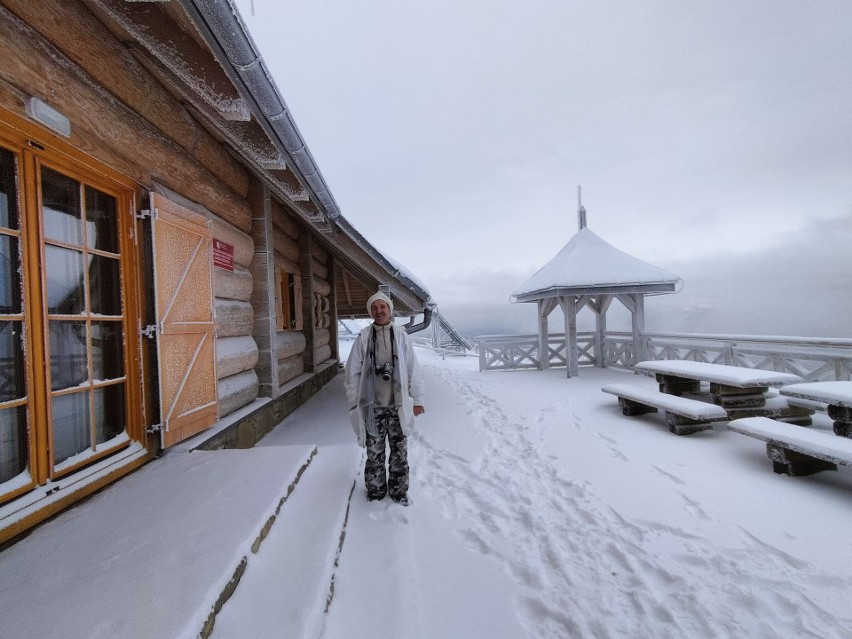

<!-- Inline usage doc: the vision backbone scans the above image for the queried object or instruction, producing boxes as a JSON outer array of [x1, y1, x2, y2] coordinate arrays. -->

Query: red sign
[[212, 239, 234, 271]]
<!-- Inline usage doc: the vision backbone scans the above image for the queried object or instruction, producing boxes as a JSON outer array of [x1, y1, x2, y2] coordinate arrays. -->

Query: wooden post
[[593, 295, 613, 368], [632, 294, 646, 365], [559, 296, 579, 377], [538, 298, 557, 370], [538, 299, 549, 370], [299, 234, 318, 372], [248, 179, 281, 398]]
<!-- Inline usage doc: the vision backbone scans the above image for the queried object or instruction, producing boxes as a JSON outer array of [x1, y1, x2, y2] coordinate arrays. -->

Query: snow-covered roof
[[511, 227, 681, 302]]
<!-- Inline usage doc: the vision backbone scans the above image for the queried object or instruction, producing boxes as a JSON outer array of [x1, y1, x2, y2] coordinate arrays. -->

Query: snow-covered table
[[780, 381, 852, 438], [634, 360, 811, 423]]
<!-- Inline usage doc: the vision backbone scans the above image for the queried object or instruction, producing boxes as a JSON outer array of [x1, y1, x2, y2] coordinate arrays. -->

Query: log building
[[0, 0, 431, 544]]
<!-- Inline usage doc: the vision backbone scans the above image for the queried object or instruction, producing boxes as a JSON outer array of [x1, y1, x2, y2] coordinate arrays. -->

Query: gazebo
[[510, 202, 681, 377]]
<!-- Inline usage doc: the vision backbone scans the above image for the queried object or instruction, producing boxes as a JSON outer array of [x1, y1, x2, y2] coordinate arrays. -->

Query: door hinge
[[136, 207, 157, 221], [141, 324, 159, 339], [146, 423, 163, 435]]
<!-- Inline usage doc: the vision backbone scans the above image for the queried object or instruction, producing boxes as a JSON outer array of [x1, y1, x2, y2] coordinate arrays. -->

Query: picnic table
[[633, 360, 811, 423], [780, 381, 852, 438]]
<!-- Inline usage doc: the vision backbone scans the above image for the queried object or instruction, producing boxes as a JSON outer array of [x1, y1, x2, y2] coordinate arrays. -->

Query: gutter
[[178, 0, 432, 314]]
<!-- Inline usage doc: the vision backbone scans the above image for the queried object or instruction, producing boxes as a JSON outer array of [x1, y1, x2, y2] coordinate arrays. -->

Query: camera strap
[[370, 323, 395, 365]]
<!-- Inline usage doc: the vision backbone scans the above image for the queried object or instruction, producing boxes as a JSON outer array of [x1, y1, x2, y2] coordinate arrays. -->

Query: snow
[[634, 359, 805, 387], [512, 227, 681, 300], [781, 381, 852, 407], [2, 348, 852, 638]]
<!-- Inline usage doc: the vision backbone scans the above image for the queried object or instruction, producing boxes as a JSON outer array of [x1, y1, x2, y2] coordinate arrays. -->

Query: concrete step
[[0, 445, 318, 639], [208, 445, 363, 639]]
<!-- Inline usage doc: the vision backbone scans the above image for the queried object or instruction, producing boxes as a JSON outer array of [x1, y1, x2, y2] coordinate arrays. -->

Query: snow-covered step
[[209, 445, 362, 639]]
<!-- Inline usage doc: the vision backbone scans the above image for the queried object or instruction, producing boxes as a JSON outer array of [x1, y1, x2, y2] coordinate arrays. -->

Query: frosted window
[[52, 392, 90, 465], [0, 235, 22, 314], [89, 255, 121, 316], [0, 405, 26, 483], [0, 321, 25, 402], [94, 385, 125, 445], [46, 245, 85, 314], [0, 147, 18, 231], [49, 320, 88, 391], [42, 167, 82, 246], [91, 321, 124, 381], [85, 187, 119, 254]]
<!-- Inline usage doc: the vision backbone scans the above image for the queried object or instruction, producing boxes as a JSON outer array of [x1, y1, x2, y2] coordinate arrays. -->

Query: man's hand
[[413, 405, 425, 416]]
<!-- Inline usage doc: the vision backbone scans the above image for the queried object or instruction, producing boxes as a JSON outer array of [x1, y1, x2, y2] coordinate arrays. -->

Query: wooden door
[[150, 193, 217, 447]]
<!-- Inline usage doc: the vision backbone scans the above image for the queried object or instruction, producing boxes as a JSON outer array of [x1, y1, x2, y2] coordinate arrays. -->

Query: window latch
[[141, 324, 158, 339]]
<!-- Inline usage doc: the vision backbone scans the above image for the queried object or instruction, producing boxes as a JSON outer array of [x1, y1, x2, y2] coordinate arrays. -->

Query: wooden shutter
[[150, 193, 218, 447]]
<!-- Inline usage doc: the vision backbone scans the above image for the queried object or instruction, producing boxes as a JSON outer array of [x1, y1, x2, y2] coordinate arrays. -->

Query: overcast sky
[[233, 0, 852, 338]]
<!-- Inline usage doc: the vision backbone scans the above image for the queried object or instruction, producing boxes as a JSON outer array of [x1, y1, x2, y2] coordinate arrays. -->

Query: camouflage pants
[[365, 407, 409, 500]]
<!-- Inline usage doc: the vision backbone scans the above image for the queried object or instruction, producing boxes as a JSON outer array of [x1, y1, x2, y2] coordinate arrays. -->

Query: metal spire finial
[[577, 185, 587, 230]]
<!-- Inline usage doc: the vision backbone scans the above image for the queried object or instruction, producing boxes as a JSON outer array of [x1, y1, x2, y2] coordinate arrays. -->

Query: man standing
[[344, 291, 425, 505]]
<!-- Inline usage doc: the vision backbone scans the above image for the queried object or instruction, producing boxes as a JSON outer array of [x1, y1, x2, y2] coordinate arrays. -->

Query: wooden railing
[[477, 331, 852, 381]]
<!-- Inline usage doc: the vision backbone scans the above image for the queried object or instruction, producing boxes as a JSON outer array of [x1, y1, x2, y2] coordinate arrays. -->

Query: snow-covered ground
[[2, 347, 851, 638]]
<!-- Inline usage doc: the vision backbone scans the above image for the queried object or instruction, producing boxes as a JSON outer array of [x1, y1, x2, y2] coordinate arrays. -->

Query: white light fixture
[[26, 97, 71, 137]]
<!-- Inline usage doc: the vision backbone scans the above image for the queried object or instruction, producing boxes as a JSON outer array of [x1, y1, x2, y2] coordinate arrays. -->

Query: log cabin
[[0, 0, 432, 544]]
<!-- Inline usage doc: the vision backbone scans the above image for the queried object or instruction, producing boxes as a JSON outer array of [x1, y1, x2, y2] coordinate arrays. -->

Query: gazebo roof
[[511, 227, 681, 302]]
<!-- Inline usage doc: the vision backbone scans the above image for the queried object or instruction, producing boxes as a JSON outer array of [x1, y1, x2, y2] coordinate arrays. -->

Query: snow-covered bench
[[728, 416, 852, 476], [602, 383, 729, 436]]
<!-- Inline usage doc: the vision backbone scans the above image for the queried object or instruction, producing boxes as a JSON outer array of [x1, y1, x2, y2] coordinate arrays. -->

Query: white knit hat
[[366, 291, 394, 315]]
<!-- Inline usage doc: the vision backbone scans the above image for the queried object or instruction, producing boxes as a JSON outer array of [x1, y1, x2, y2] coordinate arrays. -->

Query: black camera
[[375, 362, 393, 381]]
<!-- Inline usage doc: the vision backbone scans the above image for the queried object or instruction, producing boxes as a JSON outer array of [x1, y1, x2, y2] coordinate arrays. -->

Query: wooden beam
[[0, 6, 252, 231], [80, 0, 250, 121], [3, 0, 250, 200]]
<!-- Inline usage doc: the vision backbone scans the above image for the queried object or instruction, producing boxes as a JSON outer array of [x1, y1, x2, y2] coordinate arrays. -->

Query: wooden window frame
[[0, 111, 145, 504], [275, 266, 303, 332]]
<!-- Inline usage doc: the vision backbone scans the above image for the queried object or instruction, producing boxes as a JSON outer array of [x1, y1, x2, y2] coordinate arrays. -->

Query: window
[[0, 116, 141, 504], [275, 267, 303, 332]]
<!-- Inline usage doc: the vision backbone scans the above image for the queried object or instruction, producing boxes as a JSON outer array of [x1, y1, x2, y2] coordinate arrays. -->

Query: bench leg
[[618, 398, 658, 417], [664, 413, 712, 436], [833, 422, 852, 438], [766, 444, 837, 476], [825, 406, 852, 438]]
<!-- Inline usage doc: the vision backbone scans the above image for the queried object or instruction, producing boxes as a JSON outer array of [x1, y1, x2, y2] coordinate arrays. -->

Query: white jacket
[[343, 323, 425, 447]]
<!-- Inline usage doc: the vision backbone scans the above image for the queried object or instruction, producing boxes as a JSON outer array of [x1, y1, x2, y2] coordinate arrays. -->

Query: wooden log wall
[[0, 2, 252, 231], [273, 202, 306, 388], [212, 219, 259, 418], [310, 242, 333, 368]]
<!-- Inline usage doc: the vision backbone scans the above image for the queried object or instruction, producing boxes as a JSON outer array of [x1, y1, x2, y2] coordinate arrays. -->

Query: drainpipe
[[404, 305, 433, 334]]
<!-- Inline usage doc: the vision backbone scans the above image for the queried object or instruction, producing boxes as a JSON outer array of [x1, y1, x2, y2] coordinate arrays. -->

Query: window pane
[[89, 254, 121, 315], [42, 167, 82, 246], [85, 187, 119, 253], [0, 405, 27, 483], [46, 245, 85, 314], [0, 234, 22, 314], [0, 321, 26, 402], [50, 320, 88, 391], [91, 321, 123, 381], [94, 384, 125, 445], [52, 392, 90, 464], [0, 147, 18, 231]]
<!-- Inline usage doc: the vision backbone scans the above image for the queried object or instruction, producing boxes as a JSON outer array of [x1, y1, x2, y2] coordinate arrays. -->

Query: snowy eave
[[511, 227, 681, 302]]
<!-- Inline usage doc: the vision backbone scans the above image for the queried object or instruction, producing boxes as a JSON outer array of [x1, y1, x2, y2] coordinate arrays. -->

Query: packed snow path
[[412, 361, 851, 637], [4, 349, 850, 639], [321, 352, 852, 639]]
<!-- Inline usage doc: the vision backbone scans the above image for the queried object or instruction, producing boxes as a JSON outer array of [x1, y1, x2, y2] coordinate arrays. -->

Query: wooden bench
[[728, 416, 852, 476], [602, 383, 729, 436]]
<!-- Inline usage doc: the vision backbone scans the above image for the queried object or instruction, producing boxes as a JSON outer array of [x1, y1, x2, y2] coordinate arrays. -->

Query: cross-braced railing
[[478, 331, 852, 381]]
